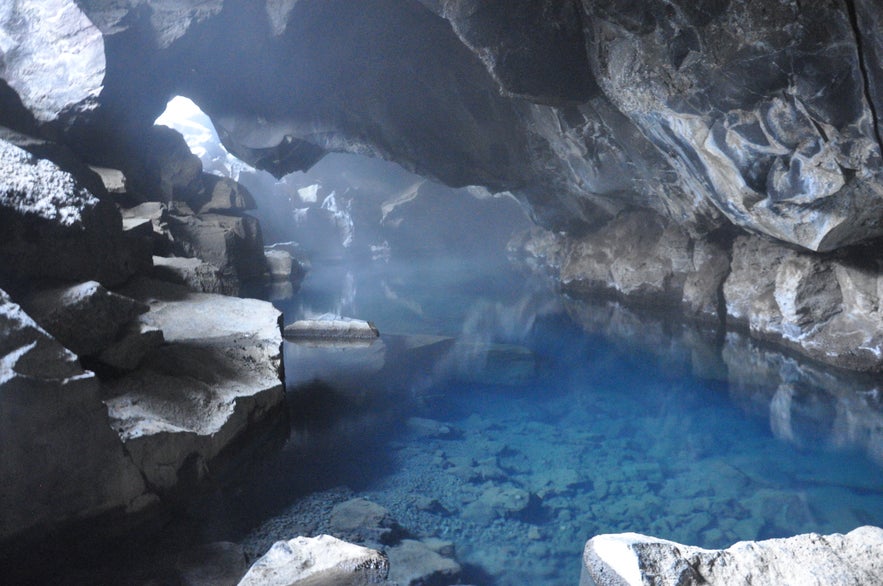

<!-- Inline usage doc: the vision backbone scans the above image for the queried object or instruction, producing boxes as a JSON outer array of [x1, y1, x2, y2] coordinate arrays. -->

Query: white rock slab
[[582, 526, 883, 586], [238, 535, 389, 586], [284, 314, 379, 340]]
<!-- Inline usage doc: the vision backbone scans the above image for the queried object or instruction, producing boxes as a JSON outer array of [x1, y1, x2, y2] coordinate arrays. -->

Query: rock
[[127, 125, 204, 203], [422, 0, 593, 103], [406, 417, 455, 439], [462, 485, 532, 523], [265, 249, 293, 281], [284, 314, 380, 340], [560, 211, 698, 305], [103, 278, 284, 490], [175, 542, 248, 586], [329, 498, 402, 546], [581, 526, 883, 586], [386, 539, 462, 586], [724, 234, 883, 371], [0, 0, 104, 125], [196, 175, 256, 215], [19, 280, 148, 357], [0, 138, 149, 286], [96, 321, 164, 372], [90, 166, 127, 194], [0, 288, 151, 541], [151, 255, 231, 295], [167, 212, 268, 293], [238, 534, 389, 586]]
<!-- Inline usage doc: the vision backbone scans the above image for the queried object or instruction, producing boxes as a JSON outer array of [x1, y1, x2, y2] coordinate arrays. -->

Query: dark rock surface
[[0, 139, 150, 287], [0, 288, 152, 541]]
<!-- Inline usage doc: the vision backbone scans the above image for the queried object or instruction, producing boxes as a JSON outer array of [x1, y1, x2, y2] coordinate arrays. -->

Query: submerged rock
[[329, 498, 402, 546], [581, 526, 883, 586], [386, 539, 462, 586], [238, 535, 388, 586]]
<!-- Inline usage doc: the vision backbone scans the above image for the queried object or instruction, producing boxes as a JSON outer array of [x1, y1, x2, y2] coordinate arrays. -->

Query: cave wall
[[3, 0, 875, 251], [4, 0, 883, 362]]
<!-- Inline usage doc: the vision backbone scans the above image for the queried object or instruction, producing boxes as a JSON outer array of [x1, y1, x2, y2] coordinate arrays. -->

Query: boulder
[[284, 314, 380, 341], [151, 255, 231, 295], [0, 138, 149, 287], [581, 526, 883, 586], [19, 280, 148, 357], [127, 125, 204, 204], [196, 175, 256, 215], [167, 212, 267, 293], [96, 321, 164, 372], [238, 535, 389, 586], [0, 0, 104, 125], [103, 278, 284, 490], [0, 288, 151, 541], [265, 249, 293, 282], [724, 234, 883, 371]]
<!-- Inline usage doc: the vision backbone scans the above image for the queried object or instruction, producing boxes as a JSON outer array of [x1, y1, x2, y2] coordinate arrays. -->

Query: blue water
[[237, 257, 883, 585]]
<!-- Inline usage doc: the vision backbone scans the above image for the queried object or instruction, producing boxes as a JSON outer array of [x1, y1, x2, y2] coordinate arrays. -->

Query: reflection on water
[[243, 258, 883, 585]]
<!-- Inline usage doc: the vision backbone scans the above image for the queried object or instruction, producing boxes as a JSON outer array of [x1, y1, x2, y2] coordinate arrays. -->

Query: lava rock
[[103, 278, 284, 490], [238, 534, 389, 586], [0, 139, 149, 287], [0, 288, 151, 541], [582, 526, 883, 586]]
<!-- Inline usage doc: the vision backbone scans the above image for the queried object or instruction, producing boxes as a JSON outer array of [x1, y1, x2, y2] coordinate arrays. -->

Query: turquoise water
[[229, 257, 883, 585]]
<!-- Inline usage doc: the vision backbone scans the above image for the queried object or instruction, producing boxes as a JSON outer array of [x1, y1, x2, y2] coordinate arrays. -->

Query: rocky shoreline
[[0, 132, 293, 544]]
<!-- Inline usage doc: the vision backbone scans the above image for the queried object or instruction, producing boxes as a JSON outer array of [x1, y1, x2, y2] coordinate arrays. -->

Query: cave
[[3, 1, 883, 584]]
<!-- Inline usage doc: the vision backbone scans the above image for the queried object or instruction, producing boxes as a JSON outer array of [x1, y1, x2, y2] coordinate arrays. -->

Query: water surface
[[233, 257, 883, 585]]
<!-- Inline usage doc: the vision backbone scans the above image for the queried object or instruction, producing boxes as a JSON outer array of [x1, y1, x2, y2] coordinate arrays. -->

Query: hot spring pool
[[201, 257, 883, 585]]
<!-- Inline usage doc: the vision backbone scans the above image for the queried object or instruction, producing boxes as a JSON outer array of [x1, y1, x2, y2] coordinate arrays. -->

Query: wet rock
[[581, 526, 883, 586], [386, 539, 462, 586], [284, 314, 380, 341], [238, 534, 389, 586], [0, 288, 151, 541], [19, 280, 148, 357], [462, 485, 532, 523], [724, 234, 883, 371], [558, 210, 731, 318], [329, 498, 402, 546], [103, 278, 284, 490], [0, 139, 149, 287]]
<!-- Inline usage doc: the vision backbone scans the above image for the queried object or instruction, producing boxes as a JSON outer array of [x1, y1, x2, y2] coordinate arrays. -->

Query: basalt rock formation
[[3, 0, 883, 372], [5, 0, 883, 577]]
